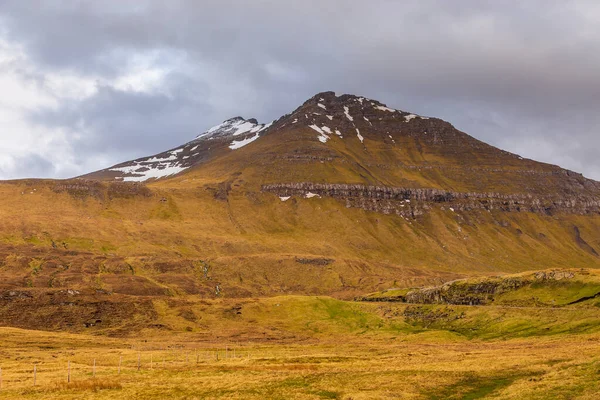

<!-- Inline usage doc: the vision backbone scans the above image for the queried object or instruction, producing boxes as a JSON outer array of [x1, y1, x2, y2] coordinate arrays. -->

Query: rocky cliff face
[[262, 182, 600, 217]]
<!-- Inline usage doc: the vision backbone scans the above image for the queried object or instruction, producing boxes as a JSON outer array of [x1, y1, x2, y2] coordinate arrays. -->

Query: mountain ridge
[[82, 90, 599, 193]]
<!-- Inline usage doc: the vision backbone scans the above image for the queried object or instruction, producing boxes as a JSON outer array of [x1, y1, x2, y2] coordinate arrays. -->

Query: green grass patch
[[426, 373, 521, 400], [495, 280, 600, 306]]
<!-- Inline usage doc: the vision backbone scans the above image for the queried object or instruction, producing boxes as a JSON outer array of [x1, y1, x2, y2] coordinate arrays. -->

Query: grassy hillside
[[1, 178, 599, 300]]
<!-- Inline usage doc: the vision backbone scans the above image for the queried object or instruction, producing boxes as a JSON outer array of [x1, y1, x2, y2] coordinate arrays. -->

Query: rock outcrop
[[262, 182, 600, 217]]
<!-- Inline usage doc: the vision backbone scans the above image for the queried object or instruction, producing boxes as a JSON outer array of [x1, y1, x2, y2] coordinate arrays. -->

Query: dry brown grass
[[1, 177, 599, 307], [0, 294, 599, 399], [53, 379, 123, 392], [0, 331, 599, 399]]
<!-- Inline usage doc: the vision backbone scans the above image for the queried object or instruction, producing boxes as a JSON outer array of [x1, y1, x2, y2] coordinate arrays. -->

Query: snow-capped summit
[[196, 117, 267, 140], [81, 116, 273, 182]]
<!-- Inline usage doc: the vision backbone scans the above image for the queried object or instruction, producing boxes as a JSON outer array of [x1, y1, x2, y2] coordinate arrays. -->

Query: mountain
[[84, 91, 600, 198], [81, 90, 600, 225], [0, 91, 599, 331]]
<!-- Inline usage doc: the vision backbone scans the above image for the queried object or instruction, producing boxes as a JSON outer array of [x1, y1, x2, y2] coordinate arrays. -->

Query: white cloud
[[0, 41, 73, 178], [0, 39, 185, 179]]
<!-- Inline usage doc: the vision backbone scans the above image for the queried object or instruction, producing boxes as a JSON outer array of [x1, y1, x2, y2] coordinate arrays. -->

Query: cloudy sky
[[0, 1, 599, 180]]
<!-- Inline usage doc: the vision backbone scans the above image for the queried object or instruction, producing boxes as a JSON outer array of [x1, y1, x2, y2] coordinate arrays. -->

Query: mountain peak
[[303, 90, 338, 103], [302, 91, 400, 111], [196, 116, 264, 140], [278, 91, 433, 146]]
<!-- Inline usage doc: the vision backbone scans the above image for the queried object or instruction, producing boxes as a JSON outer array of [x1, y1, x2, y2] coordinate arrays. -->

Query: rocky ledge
[[262, 182, 600, 217]]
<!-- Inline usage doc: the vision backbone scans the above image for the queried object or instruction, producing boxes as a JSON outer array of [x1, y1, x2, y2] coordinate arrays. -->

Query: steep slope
[[0, 91, 599, 307]]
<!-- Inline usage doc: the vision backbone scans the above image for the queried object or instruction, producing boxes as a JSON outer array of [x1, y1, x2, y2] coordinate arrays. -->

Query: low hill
[[359, 268, 600, 307]]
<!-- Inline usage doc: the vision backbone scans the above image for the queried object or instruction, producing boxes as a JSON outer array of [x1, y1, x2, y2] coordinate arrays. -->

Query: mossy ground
[[365, 269, 600, 307]]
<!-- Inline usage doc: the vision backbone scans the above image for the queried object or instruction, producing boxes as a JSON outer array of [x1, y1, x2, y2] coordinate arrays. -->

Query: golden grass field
[[1, 291, 600, 399]]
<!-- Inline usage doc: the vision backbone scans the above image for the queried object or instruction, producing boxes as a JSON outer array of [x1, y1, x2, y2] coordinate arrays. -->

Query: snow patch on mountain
[[229, 132, 261, 149], [310, 125, 330, 143], [356, 128, 364, 143], [110, 161, 188, 182], [402, 114, 429, 122], [250, 124, 265, 133], [344, 106, 354, 122], [197, 117, 264, 140], [146, 154, 177, 163], [309, 125, 324, 134], [229, 121, 273, 150], [375, 105, 397, 112]]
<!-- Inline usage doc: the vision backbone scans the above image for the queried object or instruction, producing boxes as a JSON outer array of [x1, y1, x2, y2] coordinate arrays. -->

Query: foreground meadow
[[1, 295, 600, 399]]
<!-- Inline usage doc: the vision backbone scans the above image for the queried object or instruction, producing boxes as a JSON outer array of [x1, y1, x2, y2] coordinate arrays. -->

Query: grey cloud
[[29, 75, 213, 160], [1, 153, 56, 179], [0, 0, 599, 179]]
